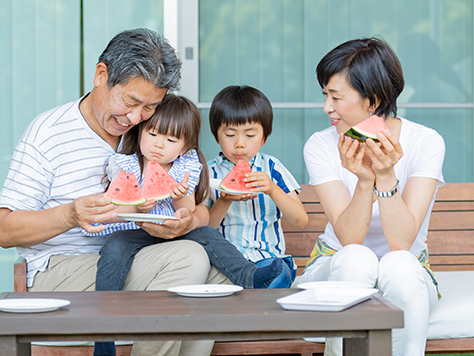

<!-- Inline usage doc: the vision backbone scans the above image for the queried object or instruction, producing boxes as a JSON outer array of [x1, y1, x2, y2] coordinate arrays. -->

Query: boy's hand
[[218, 192, 257, 201], [245, 172, 276, 196], [170, 172, 190, 200], [135, 199, 156, 213]]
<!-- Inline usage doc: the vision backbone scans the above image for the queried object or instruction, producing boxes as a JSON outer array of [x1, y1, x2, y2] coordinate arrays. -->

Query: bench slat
[[432, 201, 474, 211], [433, 182, 474, 201], [429, 211, 474, 230], [281, 214, 328, 232], [212, 339, 324, 355], [427, 231, 474, 254]]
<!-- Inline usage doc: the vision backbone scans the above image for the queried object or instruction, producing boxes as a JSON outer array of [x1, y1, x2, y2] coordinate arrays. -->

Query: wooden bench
[[14, 183, 474, 356]]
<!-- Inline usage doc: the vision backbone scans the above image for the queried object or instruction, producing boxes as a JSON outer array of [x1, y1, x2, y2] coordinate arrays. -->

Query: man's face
[[92, 66, 167, 139]]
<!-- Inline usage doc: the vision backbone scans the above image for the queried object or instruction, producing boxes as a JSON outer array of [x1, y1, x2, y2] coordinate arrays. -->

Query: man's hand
[[136, 207, 196, 239], [69, 193, 117, 233]]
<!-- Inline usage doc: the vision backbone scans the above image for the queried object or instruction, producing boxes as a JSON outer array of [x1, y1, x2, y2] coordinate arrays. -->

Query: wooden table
[[0, 289, 403, 356]]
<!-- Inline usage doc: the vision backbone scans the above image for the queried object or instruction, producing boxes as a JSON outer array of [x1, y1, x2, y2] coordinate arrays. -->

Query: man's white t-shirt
[[0, 96, 113, 287], [303, 117, 445, 258]]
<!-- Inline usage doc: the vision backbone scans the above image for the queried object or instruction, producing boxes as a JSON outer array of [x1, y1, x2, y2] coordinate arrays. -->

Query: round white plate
[[167, 284, 243, 298], [297, 281, 369, 290], [117, 213, 179, 223], [209, 179, 257, 196], [0, 298, 71, 313]]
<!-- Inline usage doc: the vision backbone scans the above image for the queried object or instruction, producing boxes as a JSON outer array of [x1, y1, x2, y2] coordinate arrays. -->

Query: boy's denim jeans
[[254, 256, 296, 288]]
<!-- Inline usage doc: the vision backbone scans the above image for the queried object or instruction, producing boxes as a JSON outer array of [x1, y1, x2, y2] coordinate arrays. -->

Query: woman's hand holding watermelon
[[70, 193, 117, 233], [338, 133, 376, 184], [364, 129, 404, 179]]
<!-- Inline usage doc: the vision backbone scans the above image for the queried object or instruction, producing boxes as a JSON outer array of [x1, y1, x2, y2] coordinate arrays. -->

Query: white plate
[[117, 213, 179, 223], [167, 284, 243, 298], [276, 287, 378, 312], [0, 298, 71, 313], [297, 281, 368, 290], [210, 179, 257, 196]]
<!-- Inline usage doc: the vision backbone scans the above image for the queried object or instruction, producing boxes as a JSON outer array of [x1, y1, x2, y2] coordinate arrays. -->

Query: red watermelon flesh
[[219, 160, 252, 192], [345, 115, 388, 142], [106, 170, 146, 205], [141, 161, 178, 201]]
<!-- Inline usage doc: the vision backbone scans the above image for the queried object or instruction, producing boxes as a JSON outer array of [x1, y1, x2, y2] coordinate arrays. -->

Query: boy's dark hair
[[209, 85, 273, 141], [316, 37, 404, 118]]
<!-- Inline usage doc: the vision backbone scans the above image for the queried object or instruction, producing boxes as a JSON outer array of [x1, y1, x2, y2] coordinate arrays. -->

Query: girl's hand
[[338, 134, 375, 183], [245, 171, 276, 196], [135, 199, 156, 213], [365, 130, 403, 178], [170, 172, 190, 200]]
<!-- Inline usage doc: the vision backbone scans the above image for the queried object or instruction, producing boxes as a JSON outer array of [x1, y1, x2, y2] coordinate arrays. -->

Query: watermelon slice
[[219, 160, 252, 192], [106, 170, 146, 205], [345, 115, 388, 142], [141, 161, 178, 201]]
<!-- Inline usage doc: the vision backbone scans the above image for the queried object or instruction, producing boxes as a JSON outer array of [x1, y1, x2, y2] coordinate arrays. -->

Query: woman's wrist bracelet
[[373, 179, 399, 198]]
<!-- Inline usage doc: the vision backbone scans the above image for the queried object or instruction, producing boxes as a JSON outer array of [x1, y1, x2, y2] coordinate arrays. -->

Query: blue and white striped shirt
[[205, 152, 301, 262], [83, 150, 202, 237]]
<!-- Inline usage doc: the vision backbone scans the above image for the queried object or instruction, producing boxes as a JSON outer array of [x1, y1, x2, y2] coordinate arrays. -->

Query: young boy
[[205, 85, 308, 288]]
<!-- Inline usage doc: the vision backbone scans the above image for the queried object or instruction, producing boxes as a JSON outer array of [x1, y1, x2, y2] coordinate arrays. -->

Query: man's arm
[[0, 194, 118, 248]]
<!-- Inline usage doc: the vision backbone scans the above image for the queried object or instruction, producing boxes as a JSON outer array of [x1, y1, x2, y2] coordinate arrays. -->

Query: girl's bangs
[[143, 113, 185, 139]]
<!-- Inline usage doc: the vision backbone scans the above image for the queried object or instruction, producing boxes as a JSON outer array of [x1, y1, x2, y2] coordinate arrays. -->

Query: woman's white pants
[[301, 244, 438, 356]]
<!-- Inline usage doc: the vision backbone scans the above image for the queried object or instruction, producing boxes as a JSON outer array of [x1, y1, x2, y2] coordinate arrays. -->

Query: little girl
[[87, 94, 283, 356]]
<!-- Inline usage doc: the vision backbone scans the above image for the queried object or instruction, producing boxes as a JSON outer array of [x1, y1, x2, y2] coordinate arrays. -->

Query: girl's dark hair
[[316, 37, 405, 118], [209, 85, 273, 140], [120, 94, 209, 204]]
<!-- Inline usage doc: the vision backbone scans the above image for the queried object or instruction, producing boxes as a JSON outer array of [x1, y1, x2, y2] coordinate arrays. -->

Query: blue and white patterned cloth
[[83, 150, 202, 237], [205, 152, 301, 263]]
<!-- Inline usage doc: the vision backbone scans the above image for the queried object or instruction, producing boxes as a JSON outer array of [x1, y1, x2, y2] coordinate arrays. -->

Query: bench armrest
[[14, 256, 27, 292]]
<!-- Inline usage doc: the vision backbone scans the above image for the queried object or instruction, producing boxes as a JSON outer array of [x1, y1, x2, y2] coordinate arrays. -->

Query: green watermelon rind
[[151, 193, 171, 201], [109, 198, 146, 206], [344, 127, 379, 142], [218, 183, 252, 193]]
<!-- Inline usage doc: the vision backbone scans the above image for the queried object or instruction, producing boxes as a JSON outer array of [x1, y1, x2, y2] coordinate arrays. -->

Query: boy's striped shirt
[[205, 152, 301, 263]]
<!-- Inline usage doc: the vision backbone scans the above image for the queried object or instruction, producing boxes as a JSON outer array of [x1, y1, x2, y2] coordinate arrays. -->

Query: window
[[178, 0, 474, 183]]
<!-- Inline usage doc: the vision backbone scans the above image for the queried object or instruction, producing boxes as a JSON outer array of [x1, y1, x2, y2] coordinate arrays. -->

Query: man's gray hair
[[98, 28, 181, 91]]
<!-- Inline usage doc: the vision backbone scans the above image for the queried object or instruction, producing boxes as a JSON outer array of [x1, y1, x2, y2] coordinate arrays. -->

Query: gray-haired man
[[0, 28, 226, 356]]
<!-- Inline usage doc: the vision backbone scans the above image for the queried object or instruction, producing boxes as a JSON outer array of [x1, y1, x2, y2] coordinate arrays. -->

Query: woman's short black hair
[[316, 37, 404, 118], [209, 85, 273, 141]]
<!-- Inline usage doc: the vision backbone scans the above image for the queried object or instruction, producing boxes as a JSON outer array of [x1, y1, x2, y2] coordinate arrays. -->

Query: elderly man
[[0, 28, 226, 356]]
